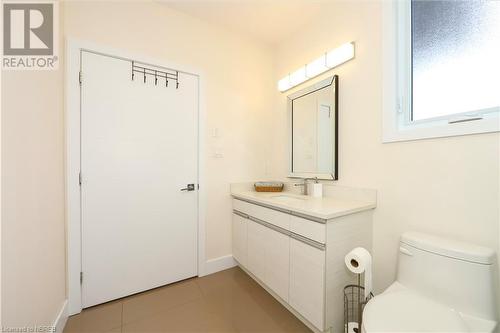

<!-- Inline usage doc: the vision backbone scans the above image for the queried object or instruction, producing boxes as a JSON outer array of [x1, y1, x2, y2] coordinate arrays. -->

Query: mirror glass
[[289, 76, 338, 179]]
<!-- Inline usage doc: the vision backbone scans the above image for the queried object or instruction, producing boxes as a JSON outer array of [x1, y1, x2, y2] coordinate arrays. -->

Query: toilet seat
[[362, 287, 469, 333], [362, 282, 497, 333]]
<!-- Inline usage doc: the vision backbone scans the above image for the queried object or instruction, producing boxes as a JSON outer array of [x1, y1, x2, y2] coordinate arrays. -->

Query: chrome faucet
[[294, 177, 318, 195]]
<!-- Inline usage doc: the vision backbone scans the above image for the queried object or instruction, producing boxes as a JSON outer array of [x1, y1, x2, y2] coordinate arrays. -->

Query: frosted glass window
[[411, 0, 500, 121]]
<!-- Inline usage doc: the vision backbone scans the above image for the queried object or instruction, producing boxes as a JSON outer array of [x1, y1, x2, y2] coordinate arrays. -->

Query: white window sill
[[383, 116, 499, 143]]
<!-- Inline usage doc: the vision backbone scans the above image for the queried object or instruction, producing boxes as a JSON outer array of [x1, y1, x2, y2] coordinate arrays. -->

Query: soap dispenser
[[311, 178, 323, 198]]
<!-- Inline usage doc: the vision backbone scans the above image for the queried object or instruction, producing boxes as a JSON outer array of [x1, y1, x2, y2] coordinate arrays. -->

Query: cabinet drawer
[[233, 199, 290, 230], [290, 215, 326, 244]]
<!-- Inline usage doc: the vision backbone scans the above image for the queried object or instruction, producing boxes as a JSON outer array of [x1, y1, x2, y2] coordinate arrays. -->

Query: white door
[[80, 51, 198, 308]]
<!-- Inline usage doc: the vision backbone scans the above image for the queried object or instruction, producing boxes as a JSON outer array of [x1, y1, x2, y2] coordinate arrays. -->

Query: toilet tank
[[397, 232, 497, 321]]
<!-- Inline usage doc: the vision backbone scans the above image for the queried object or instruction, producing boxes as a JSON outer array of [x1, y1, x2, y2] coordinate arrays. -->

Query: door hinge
[[80, 272, 83, 284], [79, 71, 83, 86], [79, 172, 82, 186]]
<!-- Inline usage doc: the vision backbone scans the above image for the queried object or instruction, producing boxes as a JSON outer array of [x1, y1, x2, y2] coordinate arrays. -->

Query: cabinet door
[[264, 226, 290, 302], [246, 219, 267, 281], [232, 213, 247, 267], [246, 219, 290, 302], [289, 238, 325, 330]]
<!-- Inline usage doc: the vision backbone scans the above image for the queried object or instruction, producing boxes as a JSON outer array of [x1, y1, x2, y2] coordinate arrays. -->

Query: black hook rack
[[131, 61, 180, 89]]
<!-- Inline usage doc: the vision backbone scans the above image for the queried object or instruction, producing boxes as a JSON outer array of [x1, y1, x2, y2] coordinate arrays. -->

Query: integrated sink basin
[[271, 194, 308, 204]]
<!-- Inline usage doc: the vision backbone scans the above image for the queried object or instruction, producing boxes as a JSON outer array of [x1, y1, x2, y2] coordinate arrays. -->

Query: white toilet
[[362, 232, 498, 333]]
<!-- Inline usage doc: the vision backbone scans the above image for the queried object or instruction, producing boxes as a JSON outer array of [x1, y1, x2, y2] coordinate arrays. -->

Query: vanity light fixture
[[278, 42, 354, 92]]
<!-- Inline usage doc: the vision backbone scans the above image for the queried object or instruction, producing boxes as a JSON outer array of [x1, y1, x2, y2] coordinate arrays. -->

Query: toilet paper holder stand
[[343, 274, 373, 333]]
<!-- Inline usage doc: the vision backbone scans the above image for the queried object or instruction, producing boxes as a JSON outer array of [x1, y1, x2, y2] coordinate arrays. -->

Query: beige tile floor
[[64, 267, 312, 333]]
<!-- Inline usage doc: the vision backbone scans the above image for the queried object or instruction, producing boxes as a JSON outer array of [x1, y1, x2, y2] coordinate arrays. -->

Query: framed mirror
[[288, 75, 338, 180]]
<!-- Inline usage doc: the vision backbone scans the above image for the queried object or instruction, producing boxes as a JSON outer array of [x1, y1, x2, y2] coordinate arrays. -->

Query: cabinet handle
[[248, 216, 291, 236], [233, 210, 249, 219], [241, 212, 326, 251], [290, 232, 326, 251], [233, 198, 326, 224]]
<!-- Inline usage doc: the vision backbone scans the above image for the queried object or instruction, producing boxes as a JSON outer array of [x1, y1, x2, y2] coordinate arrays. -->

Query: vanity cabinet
[[231, 197, 373, 333]]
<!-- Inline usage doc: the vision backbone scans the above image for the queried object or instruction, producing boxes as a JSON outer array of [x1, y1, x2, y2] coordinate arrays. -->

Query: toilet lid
[[362, 289, 469, 333]]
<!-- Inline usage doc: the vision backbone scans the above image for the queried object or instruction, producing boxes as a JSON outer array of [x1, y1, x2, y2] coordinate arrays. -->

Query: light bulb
[[306, 54, 328, 78], [326, 42, 354, 68]]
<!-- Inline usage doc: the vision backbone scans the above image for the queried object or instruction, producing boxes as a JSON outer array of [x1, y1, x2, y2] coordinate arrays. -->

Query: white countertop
[[231, 190, 376, 221]]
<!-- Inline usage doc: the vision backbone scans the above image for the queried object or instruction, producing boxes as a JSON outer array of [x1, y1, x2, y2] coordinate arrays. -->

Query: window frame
[[382, 0, 499, 143]]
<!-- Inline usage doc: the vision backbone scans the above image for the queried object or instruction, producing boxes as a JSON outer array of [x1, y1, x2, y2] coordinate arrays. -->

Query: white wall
[[0, 31, 3, 330], [63, 0, 275, 263], [1, 5, 66, 328], [1, 58, 67, 326], [269, 1, 499, 293]]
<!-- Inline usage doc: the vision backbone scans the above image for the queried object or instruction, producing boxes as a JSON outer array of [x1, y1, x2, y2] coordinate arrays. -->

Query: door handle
[[180, 184, 195, 192]]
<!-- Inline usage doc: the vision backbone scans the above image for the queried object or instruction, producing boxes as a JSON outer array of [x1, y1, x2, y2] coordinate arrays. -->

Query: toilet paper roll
[[345, 247, 372, 299], [346, 322, 358, 333]]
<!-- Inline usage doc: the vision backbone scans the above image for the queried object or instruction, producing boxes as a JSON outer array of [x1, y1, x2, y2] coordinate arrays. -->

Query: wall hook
[[131, 62, 180, 89]]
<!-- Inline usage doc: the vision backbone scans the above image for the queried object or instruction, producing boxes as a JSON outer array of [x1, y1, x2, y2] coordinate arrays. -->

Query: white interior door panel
[[81, 51, 198, 308]]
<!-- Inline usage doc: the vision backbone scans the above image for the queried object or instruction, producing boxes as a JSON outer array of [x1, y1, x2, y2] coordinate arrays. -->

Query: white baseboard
[[201, 255, 236, 276], [53, 300, 69, 333]]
